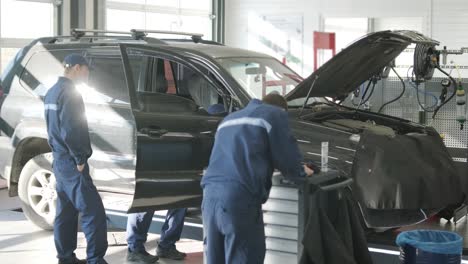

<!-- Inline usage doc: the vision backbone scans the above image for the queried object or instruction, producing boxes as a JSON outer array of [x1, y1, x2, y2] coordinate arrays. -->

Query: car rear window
[[0, 47, 25, 94], [20, 48, 130, 105]]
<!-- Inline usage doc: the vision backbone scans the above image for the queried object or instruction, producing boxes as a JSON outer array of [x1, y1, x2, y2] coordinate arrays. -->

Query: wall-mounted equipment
[[441, 46, 468, 65]]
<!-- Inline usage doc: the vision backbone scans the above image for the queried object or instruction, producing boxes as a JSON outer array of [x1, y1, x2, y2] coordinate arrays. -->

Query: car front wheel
[[18, 153, 56, 230]]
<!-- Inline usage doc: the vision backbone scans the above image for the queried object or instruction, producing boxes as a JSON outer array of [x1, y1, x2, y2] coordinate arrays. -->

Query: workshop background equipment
[[456, 82, 466, 130], [263, 170, 370, 264]]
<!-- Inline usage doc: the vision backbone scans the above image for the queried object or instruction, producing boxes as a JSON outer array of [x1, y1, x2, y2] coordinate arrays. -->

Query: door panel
[[87, 104, 136, 194], [79, 54, 136, 194], [129, 109, 221, 212], [120, 45, 225, 212]]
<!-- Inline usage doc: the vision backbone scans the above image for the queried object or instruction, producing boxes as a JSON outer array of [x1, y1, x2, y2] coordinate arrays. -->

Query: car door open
[[120, 44, 226, 213]]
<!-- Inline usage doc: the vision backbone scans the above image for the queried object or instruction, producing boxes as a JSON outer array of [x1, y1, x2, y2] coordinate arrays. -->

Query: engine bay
[[296, 106, 429, 136]]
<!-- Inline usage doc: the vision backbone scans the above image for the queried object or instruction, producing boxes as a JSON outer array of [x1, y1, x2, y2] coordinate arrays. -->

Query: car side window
[[85, 56, 130, 105], [133, 55, 226, 114], [20, 49, 73, 97], [172, 62, 221, 111], [20, 49, 130, 105]]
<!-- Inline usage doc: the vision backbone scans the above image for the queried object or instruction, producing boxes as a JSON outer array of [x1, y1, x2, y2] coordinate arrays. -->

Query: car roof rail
[[162, 38, 224, 46], [71, 28, 132, 39], [131, 29, 205, 43], [30, 35, 140, 46], [27, 29, 221, 47], [30, 37, 64, 45], [72, 28, 167, 44], [27, 29, 142, 46]]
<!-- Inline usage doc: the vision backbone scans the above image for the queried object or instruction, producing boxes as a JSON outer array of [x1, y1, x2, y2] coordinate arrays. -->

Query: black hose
[[361, 81, 376, 105], [407, 66, 435, 112], [432, 66, 457, 118], [378, 67, 406, 113], [414, 82, 436, 112], [351, 80, 371, 106], [359, 80, 372, 103]]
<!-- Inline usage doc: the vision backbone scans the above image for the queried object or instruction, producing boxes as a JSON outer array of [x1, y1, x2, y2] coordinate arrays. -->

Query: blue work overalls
[[44, 77, 108, 264], [201, 99, 305, 264], [126, 208, 187, 252]]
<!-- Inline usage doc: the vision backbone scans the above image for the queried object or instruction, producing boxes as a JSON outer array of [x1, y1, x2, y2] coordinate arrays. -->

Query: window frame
[[104, 0, 215, 40], [122, 45, 231, 114], [134, 54, 227, 112], [85, 54, 132, 106]]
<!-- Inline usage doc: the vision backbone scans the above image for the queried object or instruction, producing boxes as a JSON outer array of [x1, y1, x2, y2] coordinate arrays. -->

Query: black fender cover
[[351, 129, 464, 210]]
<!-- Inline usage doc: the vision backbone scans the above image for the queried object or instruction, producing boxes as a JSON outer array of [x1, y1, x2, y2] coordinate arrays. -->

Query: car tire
[[18, 153, 56, 231]]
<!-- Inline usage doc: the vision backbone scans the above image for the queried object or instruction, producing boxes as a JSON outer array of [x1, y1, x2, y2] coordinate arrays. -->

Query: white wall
[[432, 0, 468, 49], [225, 0, 468, 76]]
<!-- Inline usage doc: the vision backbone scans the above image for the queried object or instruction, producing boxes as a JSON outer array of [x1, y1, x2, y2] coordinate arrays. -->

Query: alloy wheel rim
[[27, 169, 57, 220]]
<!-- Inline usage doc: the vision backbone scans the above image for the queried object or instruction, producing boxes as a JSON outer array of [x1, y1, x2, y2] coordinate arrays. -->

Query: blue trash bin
[[396, 230, 463, 264]]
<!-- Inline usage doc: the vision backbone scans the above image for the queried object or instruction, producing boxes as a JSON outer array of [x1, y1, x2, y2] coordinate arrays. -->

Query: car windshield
[[216, 57, 327, 107]]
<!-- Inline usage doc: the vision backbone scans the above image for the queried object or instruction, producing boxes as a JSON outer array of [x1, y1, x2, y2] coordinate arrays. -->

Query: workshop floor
[[0, 180, 204, 264]]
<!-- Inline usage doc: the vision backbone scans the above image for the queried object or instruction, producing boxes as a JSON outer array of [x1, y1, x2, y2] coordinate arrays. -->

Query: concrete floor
[[0, 184, 203, 264]]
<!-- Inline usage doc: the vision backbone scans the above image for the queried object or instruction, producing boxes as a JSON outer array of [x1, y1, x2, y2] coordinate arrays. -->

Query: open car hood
[[286, 30, 439, 100]]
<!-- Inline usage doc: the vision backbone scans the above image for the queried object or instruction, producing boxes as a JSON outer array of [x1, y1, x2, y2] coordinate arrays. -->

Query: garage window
[[0, 0, 56, 73], [106, 0, 213, 40], [324, 18, 369, 52]]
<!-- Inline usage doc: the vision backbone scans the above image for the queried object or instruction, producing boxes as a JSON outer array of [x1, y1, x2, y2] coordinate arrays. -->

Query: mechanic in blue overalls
[[201, 93, 314, 264], [44, 54, 108, 264], [126, 208, 188, 263]]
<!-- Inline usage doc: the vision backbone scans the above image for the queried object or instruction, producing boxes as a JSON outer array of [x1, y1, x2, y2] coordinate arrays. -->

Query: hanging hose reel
[[412, 43, 462, 123], [413, 44, 440, 83]]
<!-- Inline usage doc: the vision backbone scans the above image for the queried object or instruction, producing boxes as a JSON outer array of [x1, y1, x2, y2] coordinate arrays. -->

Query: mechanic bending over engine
[[201, 93, 314, 264]]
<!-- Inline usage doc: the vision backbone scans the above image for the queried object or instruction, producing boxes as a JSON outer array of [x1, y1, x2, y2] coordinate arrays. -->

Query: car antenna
[[299, 75, 319, 117]]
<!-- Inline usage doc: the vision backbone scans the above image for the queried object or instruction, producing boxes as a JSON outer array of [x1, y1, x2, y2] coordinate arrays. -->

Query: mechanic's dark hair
[[262, 93, 288, 111]]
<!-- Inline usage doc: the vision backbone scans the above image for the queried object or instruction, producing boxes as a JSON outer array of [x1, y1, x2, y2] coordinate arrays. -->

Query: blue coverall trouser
[[202, 187, 266, 264], [126, 208, 187, 252], [53, 158, 108, 264]]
